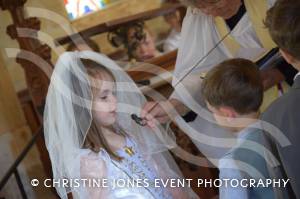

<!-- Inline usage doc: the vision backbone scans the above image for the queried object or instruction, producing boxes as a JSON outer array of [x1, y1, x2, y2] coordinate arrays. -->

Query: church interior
[[1, 0, 299, 198]]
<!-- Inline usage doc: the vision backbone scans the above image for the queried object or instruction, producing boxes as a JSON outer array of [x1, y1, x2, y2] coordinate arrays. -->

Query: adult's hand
[[260, 68, 285, 90], [141, 98, 187, 128]]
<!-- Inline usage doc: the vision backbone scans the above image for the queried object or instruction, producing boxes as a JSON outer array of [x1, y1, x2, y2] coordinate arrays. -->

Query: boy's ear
[[280, 49, 296, 65], [219, 107, 237, 119]]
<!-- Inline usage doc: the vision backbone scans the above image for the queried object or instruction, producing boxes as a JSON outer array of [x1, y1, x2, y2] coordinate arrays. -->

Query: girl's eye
[[100, 96, 107, 100]]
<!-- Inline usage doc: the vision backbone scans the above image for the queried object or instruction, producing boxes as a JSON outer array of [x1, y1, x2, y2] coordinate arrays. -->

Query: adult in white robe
[[141, 0, 290, 166]]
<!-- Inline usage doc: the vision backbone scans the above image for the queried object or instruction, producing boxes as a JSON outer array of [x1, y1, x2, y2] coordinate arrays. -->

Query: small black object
[[131, 114, 147, 126], [135, 79, 150, 86]]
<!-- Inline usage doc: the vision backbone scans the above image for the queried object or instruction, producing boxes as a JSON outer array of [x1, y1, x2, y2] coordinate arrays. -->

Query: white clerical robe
[[171, 0, 276, 166]]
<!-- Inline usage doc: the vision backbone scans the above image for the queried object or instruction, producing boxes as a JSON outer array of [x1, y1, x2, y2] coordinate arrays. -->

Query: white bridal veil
[[43, 51, 197, 198]]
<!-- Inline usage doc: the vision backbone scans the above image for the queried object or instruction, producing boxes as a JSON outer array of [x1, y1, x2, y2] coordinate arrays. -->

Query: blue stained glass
[[84, 5, 93, 14], [65, 0, 116, 20], [68, 12, 74, 20]]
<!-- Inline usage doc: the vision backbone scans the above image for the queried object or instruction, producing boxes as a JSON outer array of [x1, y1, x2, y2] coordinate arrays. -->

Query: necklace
[[124, 146, 135, 156]]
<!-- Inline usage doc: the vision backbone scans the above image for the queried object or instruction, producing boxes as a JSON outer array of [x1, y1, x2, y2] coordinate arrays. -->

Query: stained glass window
[[64, 0, 117, 20]]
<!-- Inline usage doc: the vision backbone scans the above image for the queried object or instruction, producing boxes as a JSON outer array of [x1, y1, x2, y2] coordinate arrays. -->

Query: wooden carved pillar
[[0, 0, 52, 115], [0, 0, 53, 178]]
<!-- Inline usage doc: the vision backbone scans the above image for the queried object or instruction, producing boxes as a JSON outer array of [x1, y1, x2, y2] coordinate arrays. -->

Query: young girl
[[44, 51, 197, 199]]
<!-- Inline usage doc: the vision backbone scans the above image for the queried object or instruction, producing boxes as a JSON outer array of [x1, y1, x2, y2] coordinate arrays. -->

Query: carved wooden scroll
[[0, 0, 52, 117]]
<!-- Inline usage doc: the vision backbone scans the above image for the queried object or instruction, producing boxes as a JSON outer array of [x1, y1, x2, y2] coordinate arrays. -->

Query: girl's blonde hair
[[80, 58, 123, 160]]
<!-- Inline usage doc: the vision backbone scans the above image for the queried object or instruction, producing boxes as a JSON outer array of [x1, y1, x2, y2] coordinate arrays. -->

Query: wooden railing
[[55, 3, 184, 46]]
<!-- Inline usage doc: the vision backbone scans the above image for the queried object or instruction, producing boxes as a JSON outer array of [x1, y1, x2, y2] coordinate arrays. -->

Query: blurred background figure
[[126, 24, 162, 61], [108, 14, 182, 62], [108, 22, 161, 61]]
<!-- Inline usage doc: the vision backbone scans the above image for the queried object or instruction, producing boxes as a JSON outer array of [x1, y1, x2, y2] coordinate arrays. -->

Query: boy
[[263, 0, 300, 198], [201, 58, 289, 198]]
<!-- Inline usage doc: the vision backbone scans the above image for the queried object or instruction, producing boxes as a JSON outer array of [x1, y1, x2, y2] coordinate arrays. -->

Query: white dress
[[80, 137, 185, 199]]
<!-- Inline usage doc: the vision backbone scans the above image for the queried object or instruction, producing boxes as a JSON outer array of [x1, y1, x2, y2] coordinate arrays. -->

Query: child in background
[[126, 24, 161, 61]]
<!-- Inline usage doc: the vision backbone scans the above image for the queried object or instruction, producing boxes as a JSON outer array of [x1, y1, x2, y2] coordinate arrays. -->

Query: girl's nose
[[109, 95, 117, 110]]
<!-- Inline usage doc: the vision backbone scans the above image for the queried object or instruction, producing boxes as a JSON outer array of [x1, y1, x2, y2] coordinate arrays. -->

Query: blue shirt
[[219, 123, 287, 199]]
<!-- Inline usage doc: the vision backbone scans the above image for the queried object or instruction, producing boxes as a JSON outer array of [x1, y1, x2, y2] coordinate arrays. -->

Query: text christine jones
[[31, 178, 290, 189]]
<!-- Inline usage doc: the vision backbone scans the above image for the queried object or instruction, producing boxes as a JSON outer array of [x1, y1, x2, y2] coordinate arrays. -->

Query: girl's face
[[92, 74, 117, 127], [195, 0, 242, 19]]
